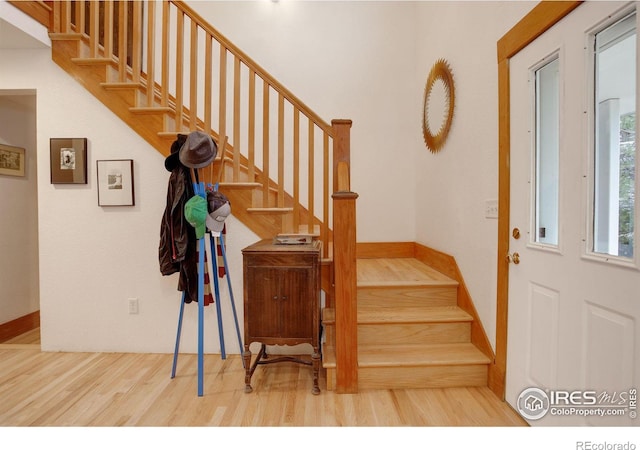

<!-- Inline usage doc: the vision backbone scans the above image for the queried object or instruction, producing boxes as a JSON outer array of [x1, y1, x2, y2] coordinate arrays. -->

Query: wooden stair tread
[[358, 279, 458, 288], [71, 57, 114, 65], [101, 82, 142, 90], [323, 305, 472, 324], [247, 207, 294, 214], [130, 106, 173, 114], [322, 343, 491, 368], [218, 182, 262, 189], [158, 131, 183, 139], [357, 258, 457, 286], [49, 32, 83, 41]]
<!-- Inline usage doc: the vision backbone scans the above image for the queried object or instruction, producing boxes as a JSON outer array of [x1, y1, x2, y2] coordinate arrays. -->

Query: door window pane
[[593, 12, 636, 258], [534, 57, 560, 246]]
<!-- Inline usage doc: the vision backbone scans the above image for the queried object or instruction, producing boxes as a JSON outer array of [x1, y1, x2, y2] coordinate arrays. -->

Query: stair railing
[[50, 0, 338, 256], [39, 0, 359, 391]]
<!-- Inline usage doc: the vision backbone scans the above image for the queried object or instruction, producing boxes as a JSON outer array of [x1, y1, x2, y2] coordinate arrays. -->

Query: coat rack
[[170, 136, 243, 397]]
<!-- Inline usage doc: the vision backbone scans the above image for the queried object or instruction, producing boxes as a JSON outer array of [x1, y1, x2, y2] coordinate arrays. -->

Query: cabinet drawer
[[244, 253, 316, 268]]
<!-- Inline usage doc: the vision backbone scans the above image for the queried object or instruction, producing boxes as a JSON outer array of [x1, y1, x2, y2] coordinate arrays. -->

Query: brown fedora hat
[[178, 131, 217, 169]]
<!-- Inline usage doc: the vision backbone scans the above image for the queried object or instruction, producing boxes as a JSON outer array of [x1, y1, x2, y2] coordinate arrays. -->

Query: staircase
[[9, 0, 495, 394], [322, 255, 491, 390], [41, 0, 345, 250]]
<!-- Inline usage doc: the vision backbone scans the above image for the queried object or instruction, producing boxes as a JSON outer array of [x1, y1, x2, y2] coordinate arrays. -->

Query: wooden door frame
[[489, 0, 583, 399]]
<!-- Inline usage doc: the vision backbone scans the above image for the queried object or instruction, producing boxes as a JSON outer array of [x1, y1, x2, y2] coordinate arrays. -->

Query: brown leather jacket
[[159, 136, 198, 303]]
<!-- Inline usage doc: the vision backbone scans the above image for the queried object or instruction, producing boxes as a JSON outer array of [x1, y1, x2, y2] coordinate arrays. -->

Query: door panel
[[527, 283, 559, 390], [506, 1, 639, 426], [246, 266, 280, 338], [280, 267, 313, 338]]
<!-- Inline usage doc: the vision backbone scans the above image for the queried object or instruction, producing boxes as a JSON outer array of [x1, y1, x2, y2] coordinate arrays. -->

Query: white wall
[[0, 92, 40, 324], [193, 1, 535, 350], [0, 43, 260, 353], [0, 1, 537, 354], [188, 1, 419, 242], [413, 1, 535, 348]]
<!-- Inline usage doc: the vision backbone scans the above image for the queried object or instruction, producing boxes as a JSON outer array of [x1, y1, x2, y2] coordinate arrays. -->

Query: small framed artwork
[[0, 144, 25, 177], [50, 138, 88, 184], [97, 159, 135, 206]]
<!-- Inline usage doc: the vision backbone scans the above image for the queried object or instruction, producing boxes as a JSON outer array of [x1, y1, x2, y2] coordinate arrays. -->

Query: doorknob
[[506, 252, 520, 264], [512, 227, 521, 239]]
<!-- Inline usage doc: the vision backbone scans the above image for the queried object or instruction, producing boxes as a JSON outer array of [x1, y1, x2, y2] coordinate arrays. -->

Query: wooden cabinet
[[242, 239, 321, 394]]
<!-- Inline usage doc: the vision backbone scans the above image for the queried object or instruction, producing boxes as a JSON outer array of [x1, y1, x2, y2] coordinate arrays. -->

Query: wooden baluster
[[160, 0, 169, 108], [277, 94, 285, 209], [293, 108, 300, 233], [89, 0, 98, 57], [203, 34, 212, 136], [233, 56, 241, 182], [307, 119, 315, 235], [189, 19, 198, 130], [60, 0, 71, 34], [218, 46, 227, 167], [262, 80, 270, 207], [73, 0, 83, 35], [174, 10, 184, 131], [103, 1, 114, 60], [51, 0, 61, 33], [145, 0, 155, 107], [248, 69, 256, 181], [322, 131, 330, 255], [131, 0, 142, 83], [117, 0, 128, 81]]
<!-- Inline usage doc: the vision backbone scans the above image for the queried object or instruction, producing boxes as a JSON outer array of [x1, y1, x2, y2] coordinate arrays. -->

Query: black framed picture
[[50, 138, 88, 184], [97, 159, 135, 206]]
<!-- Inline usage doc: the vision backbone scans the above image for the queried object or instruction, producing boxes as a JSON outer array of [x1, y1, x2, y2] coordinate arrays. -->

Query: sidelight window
[[592, 11, 636, 260], [534, 57, 560, 247]]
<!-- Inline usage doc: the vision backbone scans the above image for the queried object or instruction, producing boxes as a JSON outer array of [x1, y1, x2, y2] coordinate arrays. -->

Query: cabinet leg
[[311, 350, 321, 395], [243, 348, 253, 393]]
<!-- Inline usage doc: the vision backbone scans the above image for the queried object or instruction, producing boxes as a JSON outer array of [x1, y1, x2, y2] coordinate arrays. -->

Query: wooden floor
[[0, 329, 526, 427]]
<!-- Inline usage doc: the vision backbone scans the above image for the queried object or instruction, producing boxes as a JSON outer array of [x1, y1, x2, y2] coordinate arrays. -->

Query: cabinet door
[[279, 267, 314, 339], [246, 266, 281, 338]]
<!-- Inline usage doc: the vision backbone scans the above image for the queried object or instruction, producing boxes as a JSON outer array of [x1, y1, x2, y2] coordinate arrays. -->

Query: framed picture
[[97, 159, 135, 206], [50, 138, 87, 184], [0, 144, 25, 177]]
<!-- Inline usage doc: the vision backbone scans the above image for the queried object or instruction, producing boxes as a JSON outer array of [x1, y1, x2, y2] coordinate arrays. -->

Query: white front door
[[506, 1, 639, 426]]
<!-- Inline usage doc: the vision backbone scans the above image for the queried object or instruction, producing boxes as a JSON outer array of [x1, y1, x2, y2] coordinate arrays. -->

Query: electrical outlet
[[485, 199, 498, 219], [128, 298, 139, 315]]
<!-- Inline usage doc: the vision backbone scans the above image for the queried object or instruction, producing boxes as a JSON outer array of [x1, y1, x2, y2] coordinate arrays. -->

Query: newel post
[[331, 119, 358, 393]]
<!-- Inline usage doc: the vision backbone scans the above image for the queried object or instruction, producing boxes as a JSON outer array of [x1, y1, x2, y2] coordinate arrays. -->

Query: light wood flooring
[[356, 257, 457, 286], [0, 328, 526, 427]]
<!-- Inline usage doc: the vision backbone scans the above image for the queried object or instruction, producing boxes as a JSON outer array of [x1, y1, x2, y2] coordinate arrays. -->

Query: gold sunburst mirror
[[422, 59, 455, 153]]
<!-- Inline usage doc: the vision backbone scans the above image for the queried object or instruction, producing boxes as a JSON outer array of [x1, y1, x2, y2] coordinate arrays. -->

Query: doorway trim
[[489, 0, 583, 399]]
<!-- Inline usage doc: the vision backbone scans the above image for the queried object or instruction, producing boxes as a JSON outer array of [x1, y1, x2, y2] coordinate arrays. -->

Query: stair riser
[[325, 364, 488, 391], [358, 322, 470, 345], [358, 286, 457, 308], [323, 322, 471, 346]]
